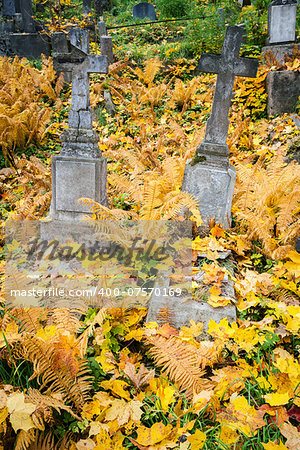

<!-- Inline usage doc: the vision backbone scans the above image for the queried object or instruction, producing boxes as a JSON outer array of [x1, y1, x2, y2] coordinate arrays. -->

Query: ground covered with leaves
[[0, 47, 299, 449]]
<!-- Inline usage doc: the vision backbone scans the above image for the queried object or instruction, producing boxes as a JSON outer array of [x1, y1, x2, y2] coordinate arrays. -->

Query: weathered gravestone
[[0, 0, 50, 58], [133, 2, 157, 21], [266, 70, 300, 116], [19, 0, 34, 32], [262, 1, 300, 117], [98, 20, 107, 36], [83, 0, 92, 15], [147, 26, 259, 334], [100, 35, 114, 64], [266, 0, 297, 45], [3, 0, 15, 16], [49, 29, 108, 221], [182, 25, 259, 228]]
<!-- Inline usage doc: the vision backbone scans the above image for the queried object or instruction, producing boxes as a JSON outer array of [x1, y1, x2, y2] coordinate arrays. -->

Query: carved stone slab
[[50, 155, 107, 221], [182, 161, 236, 228]]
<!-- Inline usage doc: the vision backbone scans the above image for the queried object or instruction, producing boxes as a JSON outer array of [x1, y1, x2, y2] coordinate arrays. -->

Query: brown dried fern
[[145, 335, 214, 398]]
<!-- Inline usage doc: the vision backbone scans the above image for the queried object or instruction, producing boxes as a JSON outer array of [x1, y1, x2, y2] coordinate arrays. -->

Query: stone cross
[[181, 26, 259, 227], [198, 25, 258, 150], [52, 28, 107, 131], [49, 29, 108, 220]]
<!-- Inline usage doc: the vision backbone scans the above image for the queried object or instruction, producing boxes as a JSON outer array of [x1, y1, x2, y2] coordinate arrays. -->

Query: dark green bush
[[155, 0, 192, 18]]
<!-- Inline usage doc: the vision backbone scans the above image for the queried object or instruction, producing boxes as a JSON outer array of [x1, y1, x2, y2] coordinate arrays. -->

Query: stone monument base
[[146, 271, 236, 338], [181, 158, 236, 228], [262, 43, 300, 64], [49, 155, 107, 221], [266, 70, 300, 117], [3, 33, 50, 59]]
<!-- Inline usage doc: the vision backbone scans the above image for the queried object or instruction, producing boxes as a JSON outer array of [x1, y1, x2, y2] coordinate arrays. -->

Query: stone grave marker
[[98, 20, 107, 36], [83, 0, 92, 15], [0, 0, 50, 58], [100, 35, 114, 64], [3, 0, 16, 17], [267, 0, 297, 45], [49, 28, 108, 221], [182, 25, 259, 228], [19, 0, 34, 32], [146, 264, 237, 337], [262, 1, 299, 116], [133, 2, 157, 21]]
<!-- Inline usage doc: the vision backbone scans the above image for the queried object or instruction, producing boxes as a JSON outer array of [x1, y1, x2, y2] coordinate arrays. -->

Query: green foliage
[[240, 5, 268, 56], [155, 0, 191, 18]]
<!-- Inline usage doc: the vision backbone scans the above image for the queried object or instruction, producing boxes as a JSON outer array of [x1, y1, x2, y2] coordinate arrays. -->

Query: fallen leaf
[[280, 422, 300, 450], [123, 362, 155, 389], [135, 422, 173, 446], [187, 429, 206, 450], [7, 392, 36, 432]]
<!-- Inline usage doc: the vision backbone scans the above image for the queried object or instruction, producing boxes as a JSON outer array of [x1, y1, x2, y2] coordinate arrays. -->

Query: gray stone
[[7, 33, 50, 58], [266, 70, 300, 116], [182, 26, 259, 227], [83, 0, 92, 15], [196, 27, 258, 146], [70, 27, 89, 53], [98, 20, 107, 36], [3, 0, 15, 16], [290, 113, 300, 129], [104, 91, 115, 116], [100, 35, 114, 64], [20, 0, 34, 32], [51, 29, 108, 130], [267, 2, 297, 45], [216, 8, 225, 27], [49, 29, 109, 221], [50, 156, 107, 220], [146, 271, 236, 336], [262, 43, 300, 64], [182, 162, 236, 228], [133, 2, 157, 21], [0, 20, 14, 34]]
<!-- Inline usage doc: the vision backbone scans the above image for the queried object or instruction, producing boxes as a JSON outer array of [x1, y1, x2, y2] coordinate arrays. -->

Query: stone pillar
[[100, 35, 114, 64], [20, 0, 34, 32], [98, 20, 107, 36]]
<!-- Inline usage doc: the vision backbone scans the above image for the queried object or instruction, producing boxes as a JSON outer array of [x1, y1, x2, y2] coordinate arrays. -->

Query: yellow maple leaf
[[187, 429, 206, 450], [0, 408, 8, 425], [219, 424, 239, 445], [262, 441, 288, 450], [95, 349, 115, 374], [105, 399, 143, 426], [135, 422, 173, 446], [264, 392, 290, 406], [179, 319, 203, 341], [100, 379, 131, 400], [149, 378, 176, 411], [36, 325, 57, 341], [284, 251, 300, 278], [217, 395, 266, 436], [7, 392, 36, 432]]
